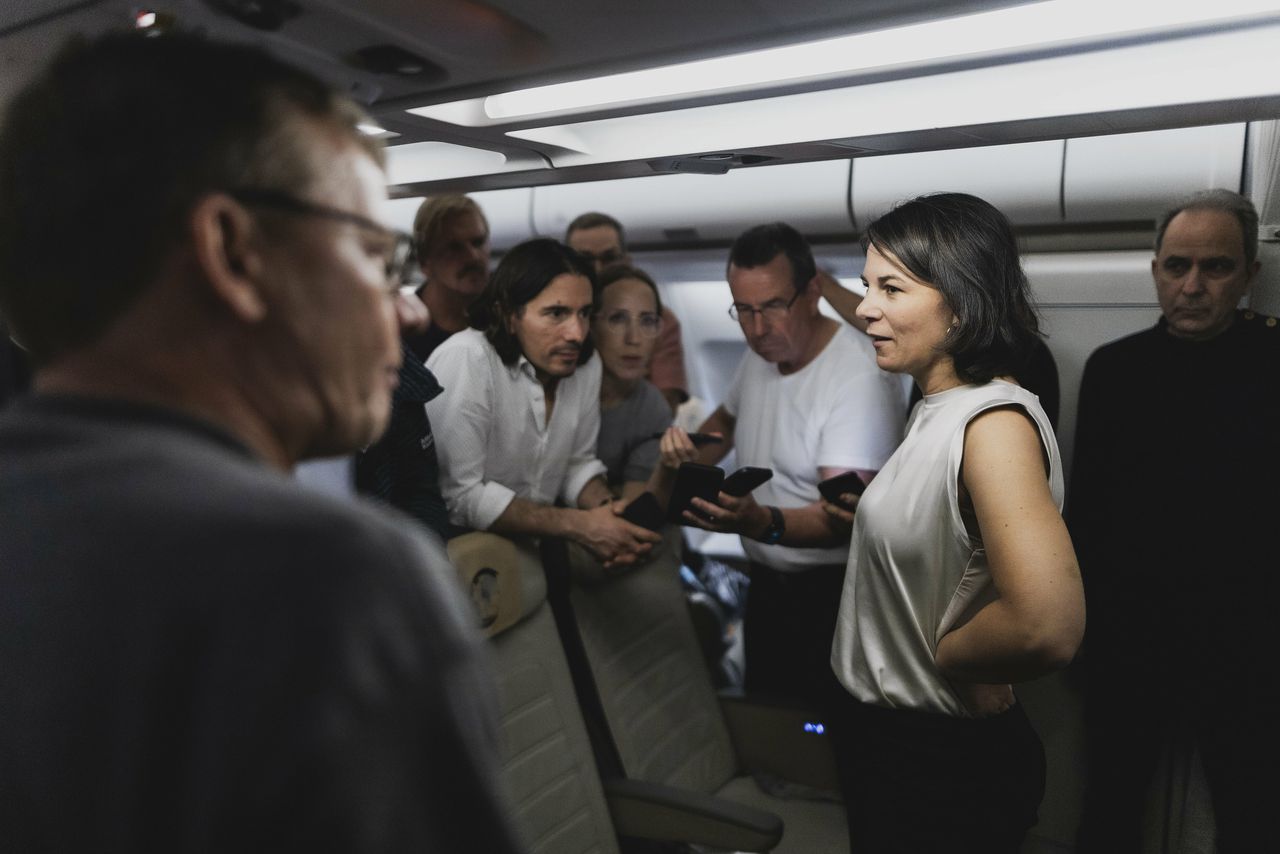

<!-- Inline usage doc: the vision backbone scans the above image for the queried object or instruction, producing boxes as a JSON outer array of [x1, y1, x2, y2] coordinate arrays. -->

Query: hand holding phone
[[665, 462, 725, 525], [818, 471, 866, 509]]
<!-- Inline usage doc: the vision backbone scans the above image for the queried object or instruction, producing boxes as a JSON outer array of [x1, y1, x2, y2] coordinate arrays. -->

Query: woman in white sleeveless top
[[825, 193, 1085, 853]]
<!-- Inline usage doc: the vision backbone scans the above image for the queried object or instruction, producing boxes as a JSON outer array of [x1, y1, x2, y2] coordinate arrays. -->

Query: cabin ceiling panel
[[326, 0, 1016, 99], [0, 0, 94, 34]]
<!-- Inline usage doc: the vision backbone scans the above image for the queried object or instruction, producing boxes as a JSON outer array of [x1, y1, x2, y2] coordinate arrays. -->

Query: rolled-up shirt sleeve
[[559, 355, 607, 505], [425, 344, 516, 531]]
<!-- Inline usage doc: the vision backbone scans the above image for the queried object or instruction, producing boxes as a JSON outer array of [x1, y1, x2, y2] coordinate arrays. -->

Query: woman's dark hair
[[864, 192, 1041, 385], [468, 238, 597, 366], [595, 264, 663, 316]]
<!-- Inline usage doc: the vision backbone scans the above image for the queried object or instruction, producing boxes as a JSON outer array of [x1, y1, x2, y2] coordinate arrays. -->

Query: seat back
[[564, 530, 738, 795], [448, 533, 621, 854]]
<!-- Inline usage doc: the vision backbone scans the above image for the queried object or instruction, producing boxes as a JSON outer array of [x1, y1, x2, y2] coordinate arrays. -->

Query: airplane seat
[[447, 532, 622, 854], [554, 530, 849, 854], [449, 532, 786, 854]]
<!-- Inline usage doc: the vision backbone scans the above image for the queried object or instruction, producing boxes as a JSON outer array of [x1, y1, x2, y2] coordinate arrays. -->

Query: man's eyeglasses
[[227, 187, 413, 287], [728, 288, 802, 325], [597, 309, 663, 338]]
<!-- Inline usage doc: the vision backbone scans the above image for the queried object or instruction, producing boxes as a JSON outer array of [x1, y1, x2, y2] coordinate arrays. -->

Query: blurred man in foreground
[[0, 32, 523, 853]]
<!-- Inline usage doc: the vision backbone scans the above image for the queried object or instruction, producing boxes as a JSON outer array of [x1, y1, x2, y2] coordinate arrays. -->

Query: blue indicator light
[[802, 722, 825, 735]]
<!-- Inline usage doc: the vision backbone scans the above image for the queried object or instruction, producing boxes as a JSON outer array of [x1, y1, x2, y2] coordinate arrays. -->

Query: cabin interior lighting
[[408, 0, 1280, 126], [357, 123, 401, 140], [502, 22, 1280, 168], [383, 140, 530, 185]]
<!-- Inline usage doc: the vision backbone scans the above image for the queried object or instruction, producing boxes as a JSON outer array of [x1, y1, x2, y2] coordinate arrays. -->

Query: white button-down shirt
[[425, 328, 608, 531]]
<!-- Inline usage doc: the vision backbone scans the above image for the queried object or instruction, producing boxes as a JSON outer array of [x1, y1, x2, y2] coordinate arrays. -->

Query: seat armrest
[[602, 777, 783, 852], [718, 692, 842, 793]]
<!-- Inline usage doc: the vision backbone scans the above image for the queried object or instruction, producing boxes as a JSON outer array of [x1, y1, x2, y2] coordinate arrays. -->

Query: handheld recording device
[[818, 471, 866, 508], [720, 466, 773, 497], [665, 462, 725, 525]]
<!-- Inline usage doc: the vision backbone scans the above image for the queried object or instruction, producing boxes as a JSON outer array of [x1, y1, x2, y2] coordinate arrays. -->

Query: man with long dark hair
[[427, 238, 660, 568]]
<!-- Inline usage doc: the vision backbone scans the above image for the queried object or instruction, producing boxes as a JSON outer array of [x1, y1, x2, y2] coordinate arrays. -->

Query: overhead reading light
[[133, 9, 177, 34], [408, 0, 1280, 127], [351, 45, 447, 83]]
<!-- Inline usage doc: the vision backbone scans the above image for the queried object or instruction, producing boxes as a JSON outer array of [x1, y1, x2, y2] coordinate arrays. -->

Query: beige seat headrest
[[447, 532, 546, 639]]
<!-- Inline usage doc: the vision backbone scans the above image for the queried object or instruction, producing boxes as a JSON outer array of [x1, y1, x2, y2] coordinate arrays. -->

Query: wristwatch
[[760, 505, 785, 545]]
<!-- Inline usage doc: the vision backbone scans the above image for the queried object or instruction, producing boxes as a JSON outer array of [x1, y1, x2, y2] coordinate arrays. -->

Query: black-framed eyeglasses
[[227, 187, 413, 287], [728, 288, 802, 324]]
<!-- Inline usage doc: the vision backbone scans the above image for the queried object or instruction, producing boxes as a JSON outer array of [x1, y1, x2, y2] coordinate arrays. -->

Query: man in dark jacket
[[1071, 189, 1279, 852]]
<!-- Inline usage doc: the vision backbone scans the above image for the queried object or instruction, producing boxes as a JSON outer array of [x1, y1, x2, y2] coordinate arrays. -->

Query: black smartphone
[[665, 462, 725, 525], [721, 466, 773, 497], [818, 471, 866, 507], [620, 491, 664, 532], [646, 431, 724, 448]]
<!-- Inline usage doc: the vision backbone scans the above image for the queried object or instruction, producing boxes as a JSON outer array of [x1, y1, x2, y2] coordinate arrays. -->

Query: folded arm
[[934, 406, 1085, 684]]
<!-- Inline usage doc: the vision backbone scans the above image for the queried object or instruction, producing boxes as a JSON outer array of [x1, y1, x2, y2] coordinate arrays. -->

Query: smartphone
[[665, 462, 725, 525], [818, 471, 866, 507], [620, 491, 665, 532], [721, 466, 773, 497]]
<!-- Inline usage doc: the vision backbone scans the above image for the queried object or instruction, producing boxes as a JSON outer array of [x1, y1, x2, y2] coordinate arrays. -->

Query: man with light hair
[[405, 193, 491, 362], [355, 193, 493, 534]]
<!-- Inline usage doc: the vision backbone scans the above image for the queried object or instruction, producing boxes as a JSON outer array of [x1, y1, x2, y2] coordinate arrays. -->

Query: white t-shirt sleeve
[[720, 352, 750, 420], [815, 340, 907, 472]]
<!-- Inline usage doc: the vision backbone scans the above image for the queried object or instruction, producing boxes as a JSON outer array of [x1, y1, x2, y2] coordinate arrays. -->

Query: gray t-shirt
[[0, 394, 525, 853], [597, 380, 673, 487]]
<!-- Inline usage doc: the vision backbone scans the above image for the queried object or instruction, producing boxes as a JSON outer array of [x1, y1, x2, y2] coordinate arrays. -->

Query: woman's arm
[[934, 406, 1085, 684]]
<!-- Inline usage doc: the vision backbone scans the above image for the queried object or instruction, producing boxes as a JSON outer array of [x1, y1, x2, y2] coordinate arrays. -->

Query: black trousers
[[741, 561, 846, 710], [829, 694, 1046, 854], [1076, 665, 1279, 852]]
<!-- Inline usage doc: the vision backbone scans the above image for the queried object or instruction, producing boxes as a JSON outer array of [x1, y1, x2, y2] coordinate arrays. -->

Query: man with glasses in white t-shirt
[[653, 222, 907, 708]]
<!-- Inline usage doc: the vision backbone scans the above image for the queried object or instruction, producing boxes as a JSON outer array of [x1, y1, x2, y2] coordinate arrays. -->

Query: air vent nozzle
[[203, 0, 301, 31], [351, 45, 447, 83]]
